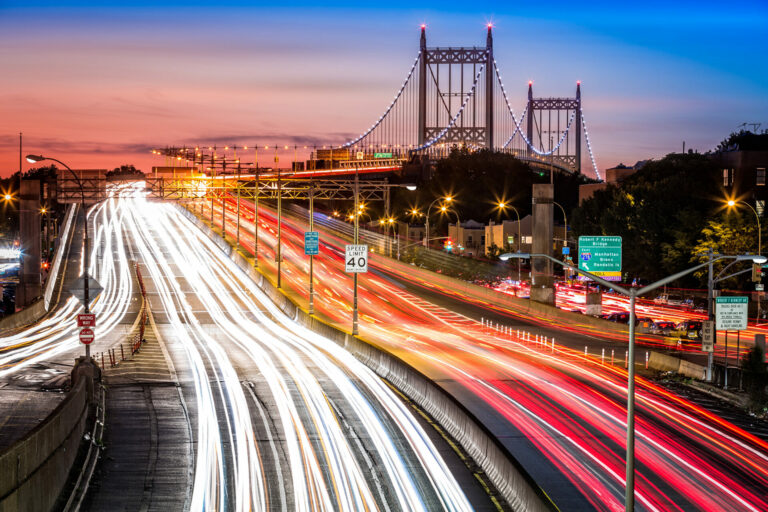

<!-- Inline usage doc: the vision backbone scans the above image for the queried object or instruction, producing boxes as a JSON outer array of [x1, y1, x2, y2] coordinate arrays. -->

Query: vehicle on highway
[[649, 320, 677, 336], [603, 312, 630, 323], [672, 320, 703, 340]]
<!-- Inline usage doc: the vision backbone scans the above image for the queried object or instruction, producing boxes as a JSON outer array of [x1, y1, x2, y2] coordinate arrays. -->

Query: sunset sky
[[1, 1, 767, 178]]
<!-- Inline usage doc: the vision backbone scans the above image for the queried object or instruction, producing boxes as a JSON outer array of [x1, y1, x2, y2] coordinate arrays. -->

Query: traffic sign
[[68, 277, 104, 302], [562, 246, 570, 255], [345, 244, 368, 273], [79, 328, 94, 345], [374, 152, 393, 159], [578, 236, 622, 281], [715, 296, 748, 331], [304, 231, 319, 256], [77, 313, 96, 328], [756, 284, 764, 291], [701, 320, 715, 352], [356, 151, 365, 160]]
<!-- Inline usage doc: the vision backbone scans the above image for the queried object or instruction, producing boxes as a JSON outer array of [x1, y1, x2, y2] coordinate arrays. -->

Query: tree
[[571, 153, 723, 283], [741, 345, 768, 413], [107, 165, 144, 177], [690, 212, 761, 288], [390, 148, 590, 228]]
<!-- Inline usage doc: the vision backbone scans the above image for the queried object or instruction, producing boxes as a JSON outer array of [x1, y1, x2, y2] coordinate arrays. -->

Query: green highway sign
[[374, 152, 393, 159], [715, 296, 748, 330], [578, 236, 622, 281]]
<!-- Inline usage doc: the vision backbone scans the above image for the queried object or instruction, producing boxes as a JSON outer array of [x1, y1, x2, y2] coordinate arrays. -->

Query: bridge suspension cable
[[341, 55, 421, 149]]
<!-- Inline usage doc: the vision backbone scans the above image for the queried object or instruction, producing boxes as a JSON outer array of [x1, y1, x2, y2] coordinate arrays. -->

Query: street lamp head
[[440, 206, 447, 212], [444, 196, 453, 202], [736, 254, 767, 264], [727, 200, 736, 207], [3, 194, 11, 201], [403, 184, 417, 191], [26, 154, 45, 164]]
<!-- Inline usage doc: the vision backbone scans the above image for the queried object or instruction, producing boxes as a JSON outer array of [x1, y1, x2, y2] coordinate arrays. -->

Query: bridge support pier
[[17, 179, 41, 309], [530, 184, 555, 306]]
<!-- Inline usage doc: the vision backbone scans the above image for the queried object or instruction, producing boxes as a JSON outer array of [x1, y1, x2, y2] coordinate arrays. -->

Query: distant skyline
[[1, 1, 767, 177]]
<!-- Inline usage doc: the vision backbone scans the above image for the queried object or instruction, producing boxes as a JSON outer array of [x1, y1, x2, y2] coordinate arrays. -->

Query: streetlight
[[498, 250, 766, 512], [26, 154, 92, 359], [497, 202, 522, 283], [425, 195, 453, 249], [726, 199, 762, 322], [726, 199, 761, 255]]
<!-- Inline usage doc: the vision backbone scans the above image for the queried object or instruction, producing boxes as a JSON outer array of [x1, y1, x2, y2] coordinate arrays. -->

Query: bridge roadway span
[[81, 194, 493, 511], [201, 196, 768, 512]]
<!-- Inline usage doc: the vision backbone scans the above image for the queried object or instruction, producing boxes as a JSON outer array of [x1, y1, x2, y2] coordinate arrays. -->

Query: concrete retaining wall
[[648, 351, 707, 380], [0, 204, 77, 333], [176, 205, 556, 512], [0, 380, 88, 512]]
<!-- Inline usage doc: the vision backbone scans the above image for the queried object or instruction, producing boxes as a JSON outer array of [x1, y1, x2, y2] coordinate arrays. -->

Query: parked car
[[673, 320, 703, 340], [649, 320, 677, 336], [604, 312, 630, 323]]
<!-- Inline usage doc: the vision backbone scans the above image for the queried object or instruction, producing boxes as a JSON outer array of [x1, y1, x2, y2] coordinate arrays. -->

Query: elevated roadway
[[201, 196, 768, 511]]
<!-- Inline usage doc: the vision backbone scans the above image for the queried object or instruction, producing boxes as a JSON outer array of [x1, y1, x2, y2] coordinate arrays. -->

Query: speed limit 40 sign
[[345, 244, 368, 273]]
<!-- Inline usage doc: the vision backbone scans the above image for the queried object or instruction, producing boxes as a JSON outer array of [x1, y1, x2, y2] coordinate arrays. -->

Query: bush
[[741, 346, 768, 414]]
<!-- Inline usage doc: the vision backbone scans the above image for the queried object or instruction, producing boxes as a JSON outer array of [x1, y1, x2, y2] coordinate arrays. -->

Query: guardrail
[[94, 261, 149, 370]]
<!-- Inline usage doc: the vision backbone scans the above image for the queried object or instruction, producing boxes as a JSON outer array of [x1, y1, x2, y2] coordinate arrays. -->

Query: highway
[[0, 195, 140, 450], [116, 190, 480, 511], [206, 196, 768, 511]]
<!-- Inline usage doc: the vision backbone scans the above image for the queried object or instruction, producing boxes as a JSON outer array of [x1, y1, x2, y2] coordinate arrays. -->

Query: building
[[482, 216, 567, 257], [578, 161, 649, 203], [447, 220, 485, 257], [716, 133, 768, 215]]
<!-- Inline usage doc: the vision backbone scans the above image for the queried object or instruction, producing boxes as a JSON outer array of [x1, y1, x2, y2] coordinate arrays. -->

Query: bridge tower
[[525, 81, 583, 174], [417, 25, 494, 150]]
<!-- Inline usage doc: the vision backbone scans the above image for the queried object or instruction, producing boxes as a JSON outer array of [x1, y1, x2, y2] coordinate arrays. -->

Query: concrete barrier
[[176, 205, 556, 512], [648, 351, 707, 380], [0, 204, 77, 333], [0, 379, 89, 512]]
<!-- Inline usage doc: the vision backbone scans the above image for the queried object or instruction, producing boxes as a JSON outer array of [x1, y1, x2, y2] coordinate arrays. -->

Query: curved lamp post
[[26, 154, 91, 359], [425, 195, 452, 249]]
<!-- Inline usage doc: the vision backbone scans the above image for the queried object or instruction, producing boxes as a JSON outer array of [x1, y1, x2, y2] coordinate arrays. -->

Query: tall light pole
[[26, 155, 91, 359], [425, 195, 453, 249], [727, 199, 762, 321], [499, 251, 766, 512], [308, 181, 315, 315], [353, 164, 360, 335], [497, 202, 522, 283]]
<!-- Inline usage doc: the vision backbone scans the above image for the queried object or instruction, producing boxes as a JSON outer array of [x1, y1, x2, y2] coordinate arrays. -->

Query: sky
[[1, 1, 767, 178]]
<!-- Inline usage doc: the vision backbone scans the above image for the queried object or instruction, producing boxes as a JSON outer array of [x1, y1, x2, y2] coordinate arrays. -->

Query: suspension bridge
[[154, 25, 602, 181]]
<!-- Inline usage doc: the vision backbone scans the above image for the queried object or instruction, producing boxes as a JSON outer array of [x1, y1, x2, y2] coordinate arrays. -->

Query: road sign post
[[701, 320, 715, 352], [304, 231, 319, 256], [77, 313, 96, 328], [79, 328, 94, 345], [578, 236, 622, 281], [716, 296, 748, 389], [345, 244, 368, 273]]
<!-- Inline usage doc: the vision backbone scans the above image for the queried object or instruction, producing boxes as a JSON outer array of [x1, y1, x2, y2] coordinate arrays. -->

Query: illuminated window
[[757, 168, 766, 186], [723, 168, 734, 187]]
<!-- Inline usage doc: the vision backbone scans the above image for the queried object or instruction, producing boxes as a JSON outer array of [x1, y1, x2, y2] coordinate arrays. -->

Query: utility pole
[[353, 165, 360, 336]]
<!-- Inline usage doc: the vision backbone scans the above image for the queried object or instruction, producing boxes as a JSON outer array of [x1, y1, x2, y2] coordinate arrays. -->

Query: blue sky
[[1, 1, 766, 175]]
